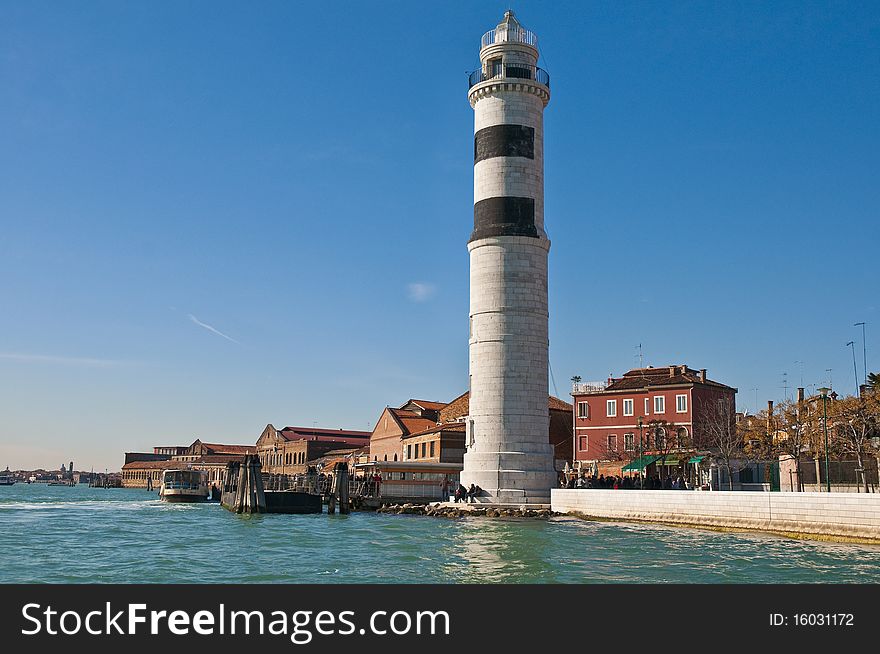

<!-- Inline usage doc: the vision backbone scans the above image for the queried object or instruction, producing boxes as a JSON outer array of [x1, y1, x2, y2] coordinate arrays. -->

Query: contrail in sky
[[188, 314, 239, 344]]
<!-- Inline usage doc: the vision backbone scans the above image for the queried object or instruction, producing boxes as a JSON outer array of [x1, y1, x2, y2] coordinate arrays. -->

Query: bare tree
[[831, 390, 879, 492], [775, 397, 815, 491], [646, 419, 675, 481], [701, 396, 747, 490]]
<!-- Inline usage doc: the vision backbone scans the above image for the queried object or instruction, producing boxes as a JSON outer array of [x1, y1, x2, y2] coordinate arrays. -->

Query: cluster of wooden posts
[[222, 455, 267, 514], [326, 463, 350, 515], [221, 455, 352, 515]]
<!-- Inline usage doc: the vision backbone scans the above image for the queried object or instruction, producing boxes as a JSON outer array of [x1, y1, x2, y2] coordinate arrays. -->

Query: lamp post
[[638, 416, 644, 489], [847, 341, 859, 395], [854, 322, 867, 389], [818, 387, 831, 493]]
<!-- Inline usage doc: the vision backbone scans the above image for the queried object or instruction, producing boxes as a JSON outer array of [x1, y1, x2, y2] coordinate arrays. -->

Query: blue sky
[[1, 1, 877, 471]]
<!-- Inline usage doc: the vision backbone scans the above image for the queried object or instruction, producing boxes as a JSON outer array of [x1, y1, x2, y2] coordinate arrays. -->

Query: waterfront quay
[[2, 483, 880, 584]]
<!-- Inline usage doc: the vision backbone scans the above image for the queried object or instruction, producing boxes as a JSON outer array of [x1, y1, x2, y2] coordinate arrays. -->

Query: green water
[[2, 484, 879, 583]]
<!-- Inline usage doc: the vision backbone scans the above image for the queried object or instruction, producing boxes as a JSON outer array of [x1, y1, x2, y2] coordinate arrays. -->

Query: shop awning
[[687, 455, 705, 464], [621, 455, 660, 472]]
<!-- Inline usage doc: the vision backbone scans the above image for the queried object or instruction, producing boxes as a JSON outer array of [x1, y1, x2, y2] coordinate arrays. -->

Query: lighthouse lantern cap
[[496, 10, 522, 32]]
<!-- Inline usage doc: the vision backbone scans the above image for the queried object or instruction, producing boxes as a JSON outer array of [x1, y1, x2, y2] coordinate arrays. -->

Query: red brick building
[[370, 392, 573, 466], [257, 424, 371, 475], [368, 400, 442, 463], [571, 365, 736, 466]]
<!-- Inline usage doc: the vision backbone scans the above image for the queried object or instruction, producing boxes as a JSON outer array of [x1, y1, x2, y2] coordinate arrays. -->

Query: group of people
[[453, 482, 482, 503], [561, 473, 690, 490]]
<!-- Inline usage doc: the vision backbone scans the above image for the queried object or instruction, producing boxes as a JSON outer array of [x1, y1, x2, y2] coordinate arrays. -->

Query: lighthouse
[[462, 11, 555, 504]]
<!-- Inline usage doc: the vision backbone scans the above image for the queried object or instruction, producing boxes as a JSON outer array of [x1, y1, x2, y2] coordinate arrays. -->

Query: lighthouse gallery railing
[[468, 63, 550, 90]]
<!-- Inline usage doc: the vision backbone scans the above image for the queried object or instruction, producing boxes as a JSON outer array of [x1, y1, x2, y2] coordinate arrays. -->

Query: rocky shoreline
[[376, 503, 560, 518]]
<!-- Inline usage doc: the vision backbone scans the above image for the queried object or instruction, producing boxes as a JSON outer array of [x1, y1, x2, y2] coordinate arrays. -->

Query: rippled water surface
[[2, 485, 879, 583]]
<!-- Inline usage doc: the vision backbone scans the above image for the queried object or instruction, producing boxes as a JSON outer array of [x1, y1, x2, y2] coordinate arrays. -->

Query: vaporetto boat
[[159, 469, 208, 503]]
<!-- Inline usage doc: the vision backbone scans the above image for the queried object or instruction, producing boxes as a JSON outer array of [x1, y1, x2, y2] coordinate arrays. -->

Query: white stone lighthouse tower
[[462, 11, 555, 504]]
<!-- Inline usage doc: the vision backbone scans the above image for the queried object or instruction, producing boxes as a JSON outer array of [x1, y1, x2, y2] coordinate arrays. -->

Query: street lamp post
[[847, 341, 859, 395], [855, 322, 867, 389], [818, 387, 831, 493], [638, 416, 644, 489]]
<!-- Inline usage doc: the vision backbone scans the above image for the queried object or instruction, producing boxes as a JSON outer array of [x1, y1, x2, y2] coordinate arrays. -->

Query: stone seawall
[[551, 489, 880, 543]]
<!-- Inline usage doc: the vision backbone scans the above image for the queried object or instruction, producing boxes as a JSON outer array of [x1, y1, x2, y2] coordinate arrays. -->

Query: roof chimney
[[699, 369, 706, 382], [669, 365, 675, 378], [797, 387, 805, 403]]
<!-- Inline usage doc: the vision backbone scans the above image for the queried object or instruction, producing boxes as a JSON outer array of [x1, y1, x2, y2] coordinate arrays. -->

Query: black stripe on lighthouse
[[474, 124, 535, 164], [470, 197, 537, 242]]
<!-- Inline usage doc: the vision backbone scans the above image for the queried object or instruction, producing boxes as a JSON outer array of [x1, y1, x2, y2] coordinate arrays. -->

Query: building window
[[577, 401, 589, 418], [421, 442, 426, 458], [676, 394, 687, 413], [624, 433, 635, 451], [407, 444, 412, 460], [645, 398, 650, 415], [578, 436, 588, 451], [623, 399, 634, 416], [430, 441, 435, 458], [607, 434, 617, 453], [606, 400, 617, 417], [677, 427, 689, 446], [654, 396, 665, 414], [654, 427, 666, 449]]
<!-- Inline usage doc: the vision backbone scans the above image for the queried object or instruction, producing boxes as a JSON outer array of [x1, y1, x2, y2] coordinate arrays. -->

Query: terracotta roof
[[403, 399, 447, 411], [194, 455, 247, 464], [403, 422, 467, 439], [279, 427, 371, 443], [389, 408, 438, 436], [122, 460, 174, 470], [600, 366, 735, 392], [549, 396, 572, 411], [320, 448, 360, 457], [199, 443, 256, 455], [437, 391, 571, 422], [122, 454, 245, 470]]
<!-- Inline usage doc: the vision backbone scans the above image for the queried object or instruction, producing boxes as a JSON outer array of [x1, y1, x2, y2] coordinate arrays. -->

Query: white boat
[[0, 475, 15, 486], [159, 469, 208, 503]]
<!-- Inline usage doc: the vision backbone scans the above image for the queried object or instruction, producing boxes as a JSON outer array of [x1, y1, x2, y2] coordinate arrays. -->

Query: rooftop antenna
[[794, 360, 804, 387], [637, 343, 643, 368], [781, 372, 789, 401], [750, 387, 758, 413], [826, 368, 832, 390]]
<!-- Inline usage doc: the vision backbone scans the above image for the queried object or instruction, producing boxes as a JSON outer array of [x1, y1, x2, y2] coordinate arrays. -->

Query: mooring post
[[338, 462, 350, 514]]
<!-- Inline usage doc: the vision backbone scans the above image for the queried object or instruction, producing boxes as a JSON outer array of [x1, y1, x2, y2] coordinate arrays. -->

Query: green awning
[[688, 455, 705, 464], [621, 455, 660, 472]]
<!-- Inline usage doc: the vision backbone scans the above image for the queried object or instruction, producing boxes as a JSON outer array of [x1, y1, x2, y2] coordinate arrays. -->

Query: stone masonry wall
[[551, 489, 880, 542]]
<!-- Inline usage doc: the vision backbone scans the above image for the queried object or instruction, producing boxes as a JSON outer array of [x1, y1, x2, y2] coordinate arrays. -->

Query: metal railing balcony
[[468, 63, 550, 90], [572, 381, 610, 394], [481, 27, 538, 49]]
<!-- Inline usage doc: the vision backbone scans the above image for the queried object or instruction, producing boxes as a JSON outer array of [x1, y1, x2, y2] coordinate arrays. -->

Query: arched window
[[654, 427, 667, 449], [393, 454, 398, 461], [676, 427, 688, 446]]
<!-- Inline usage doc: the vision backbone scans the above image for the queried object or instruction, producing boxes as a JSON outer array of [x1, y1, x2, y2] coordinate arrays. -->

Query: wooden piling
[[337, 463, 350, 514], [231, 454, 266, 514]]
